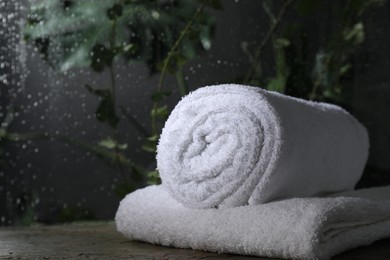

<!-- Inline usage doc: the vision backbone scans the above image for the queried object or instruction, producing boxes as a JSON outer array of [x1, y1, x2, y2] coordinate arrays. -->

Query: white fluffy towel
[[157, 84, 369, 208], [115, 185, 390, 260]]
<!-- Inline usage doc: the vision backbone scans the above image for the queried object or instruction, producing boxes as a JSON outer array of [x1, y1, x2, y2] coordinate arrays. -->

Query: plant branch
[[109, 19, 117, 108], [243, 0, 294, 84], [2, 131, 143, 176], [309, 53, 330, 100], [120, 106, 150, 137], [157, 1, 208, 94], [151, 0, 209, 135], [108, 17, 128, 180], [56, 135, 142, 174], [175, 67, 188, 96], [3, 132, 49, 142]]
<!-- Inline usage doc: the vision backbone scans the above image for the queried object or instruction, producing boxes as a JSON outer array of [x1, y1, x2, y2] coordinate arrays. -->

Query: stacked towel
[[116, 185, 390, 260], [157, 84, 369, 208], [115, 84, 386, 259]]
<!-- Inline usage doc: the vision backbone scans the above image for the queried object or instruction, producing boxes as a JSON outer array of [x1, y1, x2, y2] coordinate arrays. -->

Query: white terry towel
[[157, 84, 369, 208], [115, 185, 390, 260]]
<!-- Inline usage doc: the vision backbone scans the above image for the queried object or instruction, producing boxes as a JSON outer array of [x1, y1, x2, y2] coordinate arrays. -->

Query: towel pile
[[116, 84, 390, 260]]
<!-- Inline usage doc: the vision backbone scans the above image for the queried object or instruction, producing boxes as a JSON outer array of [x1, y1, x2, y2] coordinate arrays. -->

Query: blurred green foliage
[[19, 0, 387, 208], [24, 0, 216, 73], [245, 0, 385, 108], [23, 0, 219, 191]]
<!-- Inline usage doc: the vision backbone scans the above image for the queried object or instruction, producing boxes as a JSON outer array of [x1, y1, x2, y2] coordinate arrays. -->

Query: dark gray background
[[1, 0, 390, 223]]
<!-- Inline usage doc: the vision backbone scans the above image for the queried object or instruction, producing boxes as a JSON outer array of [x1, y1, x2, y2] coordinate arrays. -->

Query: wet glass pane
[[1, 0, 389, 225]]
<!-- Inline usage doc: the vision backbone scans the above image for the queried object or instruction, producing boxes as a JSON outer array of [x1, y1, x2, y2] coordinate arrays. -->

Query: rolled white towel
[[115, 185, 390, 260], [157, 84, 369, 208]]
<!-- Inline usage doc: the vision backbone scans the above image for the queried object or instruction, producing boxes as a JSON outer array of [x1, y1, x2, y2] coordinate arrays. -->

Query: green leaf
[[96, 139, 127, 150], [60, 46, 91, 71], [147, 170, 161, 185], [117, 143, 128, 150], [339, 64, 351, 75], [1, 109, 15, 129], [4, 132, 48, 142], [123, 44, 135, 53], [33, 38, 50, 62], [114, 183, 135, 198], [90, 44, 115, 72], [266, 76, 287, 93], [180, 37, 197, 60], [141, 143, 156, 153], [267, 36, 290, 93], [96, 100, 118, 128], [323, 89, 344, 102], [151, 91, 172, 102], [85, 85, 119, 128], [98, 138, 116, 149], [172, 52, 188, 67], [312, 51, 330, 88], [146, 135, 159, 142], [262, 0, 276, 24], [344, 23, 364, 45], [274, 38, 290, 48], [150, 105, 169, 120], [106, 4, 123, 20], [200, 26, 212, 50], [0, 129, 6, 138]]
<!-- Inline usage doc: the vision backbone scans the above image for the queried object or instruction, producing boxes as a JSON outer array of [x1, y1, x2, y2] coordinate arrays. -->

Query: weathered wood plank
[[0, 222, 389, 259]]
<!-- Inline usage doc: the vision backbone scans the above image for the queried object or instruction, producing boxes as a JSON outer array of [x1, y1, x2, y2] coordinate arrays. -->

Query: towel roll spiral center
[[158, 87, 281, 208]]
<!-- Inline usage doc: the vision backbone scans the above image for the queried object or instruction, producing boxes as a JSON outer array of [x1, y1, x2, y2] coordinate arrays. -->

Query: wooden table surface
[[0, 222, 389, 259]]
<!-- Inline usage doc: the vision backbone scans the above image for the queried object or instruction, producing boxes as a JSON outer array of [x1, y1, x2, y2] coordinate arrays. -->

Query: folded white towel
[[115, 185, 390, 260], [157, 84, 369, 208]]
